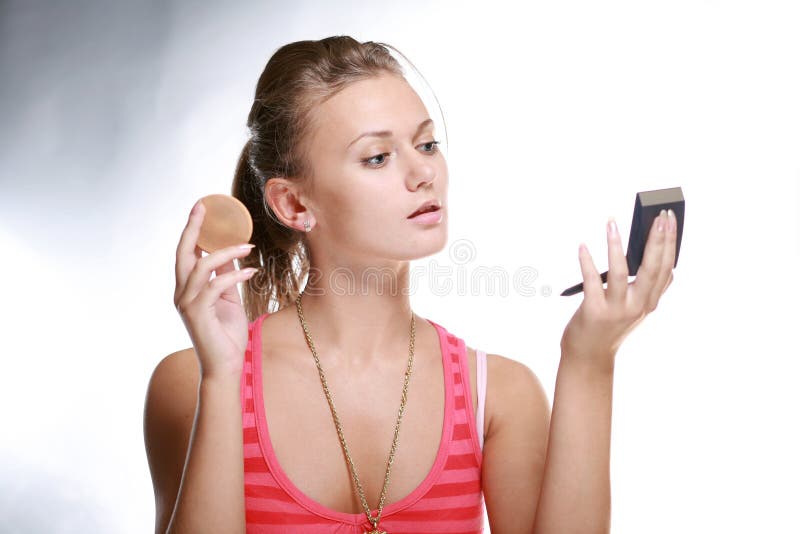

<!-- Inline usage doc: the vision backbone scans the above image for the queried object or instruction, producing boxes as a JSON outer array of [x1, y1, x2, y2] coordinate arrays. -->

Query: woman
[[144, 36, 676, 534]]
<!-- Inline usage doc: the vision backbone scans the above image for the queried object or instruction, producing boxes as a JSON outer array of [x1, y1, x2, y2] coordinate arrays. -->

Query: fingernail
[[657, 209, 666, 232], [239, 243, 256, 249], [667, 209, 676, 231], [243, 268, 258, 277], [608, 217, 618, 236], [191, 199, 202, 215]]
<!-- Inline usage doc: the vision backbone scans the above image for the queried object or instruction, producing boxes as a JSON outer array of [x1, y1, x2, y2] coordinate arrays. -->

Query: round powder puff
[[196, 194, 253, 253]]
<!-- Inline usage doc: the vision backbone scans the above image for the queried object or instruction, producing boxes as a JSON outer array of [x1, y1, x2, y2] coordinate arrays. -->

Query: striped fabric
[[240, 312, 485, 533]]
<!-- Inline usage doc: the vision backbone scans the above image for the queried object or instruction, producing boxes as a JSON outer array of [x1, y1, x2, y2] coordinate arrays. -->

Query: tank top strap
[[429, 319, 483, 469], [241, 312, 271, 437]]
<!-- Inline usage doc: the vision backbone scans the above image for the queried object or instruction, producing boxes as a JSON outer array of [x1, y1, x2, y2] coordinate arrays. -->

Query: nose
[[405, 149, 436, 191]]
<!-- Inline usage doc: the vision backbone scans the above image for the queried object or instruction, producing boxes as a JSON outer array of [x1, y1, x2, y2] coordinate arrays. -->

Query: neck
[[293, 260, 417, 370]]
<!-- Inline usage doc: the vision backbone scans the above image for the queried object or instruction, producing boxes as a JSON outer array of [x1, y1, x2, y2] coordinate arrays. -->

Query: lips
[[408, 199, 442, 218]]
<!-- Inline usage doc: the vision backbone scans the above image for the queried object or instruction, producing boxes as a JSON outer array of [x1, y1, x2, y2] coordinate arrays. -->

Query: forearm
[[167, 375, 245, 534], [532, 349, 615, 534]]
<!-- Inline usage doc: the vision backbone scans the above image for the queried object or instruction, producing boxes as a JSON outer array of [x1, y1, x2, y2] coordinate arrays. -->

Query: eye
[[360, 140, 441, 169], [362, 152, 390, 168], [420, 140, 441, 153]]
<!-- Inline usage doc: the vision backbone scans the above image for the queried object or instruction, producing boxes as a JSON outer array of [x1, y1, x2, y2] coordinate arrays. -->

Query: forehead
[[311, 74, 431, 142]]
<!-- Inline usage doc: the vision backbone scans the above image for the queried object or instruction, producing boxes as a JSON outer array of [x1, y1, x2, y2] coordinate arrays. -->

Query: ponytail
[[231, 139, 309, 322]]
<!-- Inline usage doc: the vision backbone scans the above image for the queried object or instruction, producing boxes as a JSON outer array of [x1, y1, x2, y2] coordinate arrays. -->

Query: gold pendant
[[364, 529, 387, 534]]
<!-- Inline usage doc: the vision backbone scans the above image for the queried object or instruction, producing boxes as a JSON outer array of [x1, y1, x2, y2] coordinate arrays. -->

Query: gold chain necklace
[[294, 291, 416, 534]]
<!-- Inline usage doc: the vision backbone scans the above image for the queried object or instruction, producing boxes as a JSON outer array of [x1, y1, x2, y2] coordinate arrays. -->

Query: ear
[[264, 177, 313, 231]]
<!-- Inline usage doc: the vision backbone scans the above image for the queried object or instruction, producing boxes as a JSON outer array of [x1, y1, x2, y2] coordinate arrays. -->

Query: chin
[[403, 227, 448, 261]]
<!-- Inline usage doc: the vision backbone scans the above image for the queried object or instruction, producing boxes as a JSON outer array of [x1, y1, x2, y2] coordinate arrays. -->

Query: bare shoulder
[[480, 352, 551, 532], [483, 352, 550, 438], [143, 347, 200, 533], [143, 346, 200, 453], [144, 347, 200, 425]]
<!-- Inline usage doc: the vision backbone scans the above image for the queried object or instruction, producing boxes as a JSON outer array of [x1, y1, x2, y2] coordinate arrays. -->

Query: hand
[[560, 209, 677, 371], [173, 199, 259, 380]]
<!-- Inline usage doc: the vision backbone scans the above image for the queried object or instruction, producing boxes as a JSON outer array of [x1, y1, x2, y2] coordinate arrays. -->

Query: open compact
[[561, 186, 685, 296]]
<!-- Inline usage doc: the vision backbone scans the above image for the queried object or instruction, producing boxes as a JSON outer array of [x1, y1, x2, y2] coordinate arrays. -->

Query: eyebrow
[[347, 118, 434, 149]]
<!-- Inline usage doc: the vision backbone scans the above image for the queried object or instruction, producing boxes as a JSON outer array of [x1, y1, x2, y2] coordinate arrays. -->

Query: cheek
[[326, 184, 385, 227], [350, 187, 407, 233], [438, 160, 449, 185]]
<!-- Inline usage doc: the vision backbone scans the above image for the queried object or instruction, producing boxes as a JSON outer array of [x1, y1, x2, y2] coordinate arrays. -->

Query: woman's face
[[292, 73, 448, 266]]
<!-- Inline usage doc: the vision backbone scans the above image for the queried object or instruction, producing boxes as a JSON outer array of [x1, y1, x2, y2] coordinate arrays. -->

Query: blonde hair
[[232, 35, 443, 322]]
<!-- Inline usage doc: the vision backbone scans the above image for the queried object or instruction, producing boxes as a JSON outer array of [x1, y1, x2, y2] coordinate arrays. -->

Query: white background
[[1, 1, 798, 532]]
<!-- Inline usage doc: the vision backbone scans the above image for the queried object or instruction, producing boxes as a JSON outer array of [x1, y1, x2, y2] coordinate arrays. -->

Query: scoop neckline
[[250, 311, 455, 525]]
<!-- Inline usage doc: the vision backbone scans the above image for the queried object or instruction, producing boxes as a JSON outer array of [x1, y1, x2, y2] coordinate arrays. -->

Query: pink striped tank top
[[240, 311, 486, 533]]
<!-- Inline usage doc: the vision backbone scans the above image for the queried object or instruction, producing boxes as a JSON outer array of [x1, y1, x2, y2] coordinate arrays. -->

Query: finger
[[648, 209, 678, 306], [663, 271, 674, 293], [195, 266, 258, 310], [631, 209, 667, 309], [215, 257, 237, 277], [177, 243, 256, 313], [606, 216, 629, 306], [175, 199, 205, 298], [578, 243, 604, 301], [214, 257, 241, 304]]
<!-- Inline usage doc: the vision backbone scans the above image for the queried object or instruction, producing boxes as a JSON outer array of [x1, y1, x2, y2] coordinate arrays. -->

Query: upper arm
[[142, 348, 200, 534], [482, 353, 551, 534]]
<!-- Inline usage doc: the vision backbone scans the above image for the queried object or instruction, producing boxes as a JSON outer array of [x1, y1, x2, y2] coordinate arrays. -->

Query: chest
[[260, 338, 478, 515]]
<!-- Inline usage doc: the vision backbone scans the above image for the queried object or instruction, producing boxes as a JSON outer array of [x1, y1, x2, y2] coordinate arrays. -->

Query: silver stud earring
[[303, 220, 311, 232]]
